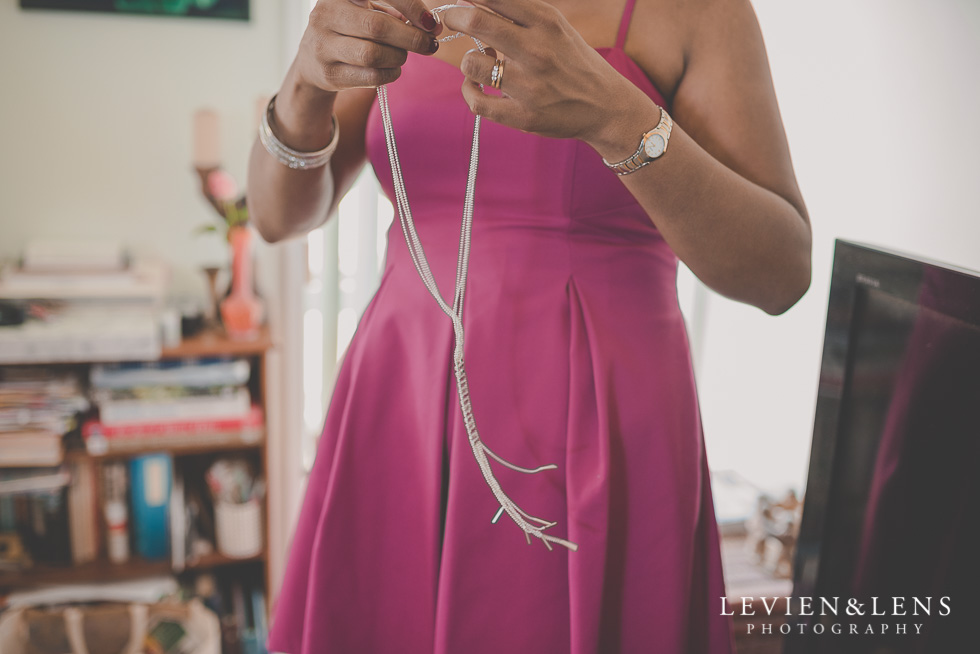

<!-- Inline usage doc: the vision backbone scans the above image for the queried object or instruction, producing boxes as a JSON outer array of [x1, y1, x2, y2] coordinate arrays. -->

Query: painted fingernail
[[421, 11, 437, 31], [428, 39, 440, 54]]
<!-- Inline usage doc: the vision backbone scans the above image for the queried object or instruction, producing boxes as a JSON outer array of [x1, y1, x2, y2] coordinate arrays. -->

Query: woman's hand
[[296, 0, 445, 93], [438, 0, 649, 146]]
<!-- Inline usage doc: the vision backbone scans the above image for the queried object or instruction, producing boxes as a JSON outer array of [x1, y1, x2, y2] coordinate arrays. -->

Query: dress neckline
[[593, 45, 669, 109]]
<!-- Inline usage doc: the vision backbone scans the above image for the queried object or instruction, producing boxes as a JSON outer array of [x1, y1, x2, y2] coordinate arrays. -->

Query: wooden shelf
[[0, 551, 267, 590], [161, 325, 273, 359], [185, 550, 266, 570], [67, 433, 266, 460], [0, 557, 169, 589]]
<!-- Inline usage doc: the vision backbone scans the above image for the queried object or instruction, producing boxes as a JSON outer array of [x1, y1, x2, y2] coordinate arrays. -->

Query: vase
[[220, 225, 264, 340]]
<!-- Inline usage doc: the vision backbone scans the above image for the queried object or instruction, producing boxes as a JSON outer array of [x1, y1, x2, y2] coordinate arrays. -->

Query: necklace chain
[[375, 5, 578, 552]]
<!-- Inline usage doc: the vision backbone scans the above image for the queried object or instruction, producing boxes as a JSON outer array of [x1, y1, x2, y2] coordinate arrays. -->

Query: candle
[[193, 108, 221, 169]]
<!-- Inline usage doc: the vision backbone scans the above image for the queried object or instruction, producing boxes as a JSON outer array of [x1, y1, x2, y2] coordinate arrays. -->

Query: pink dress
[[266, 1, 735, 651]]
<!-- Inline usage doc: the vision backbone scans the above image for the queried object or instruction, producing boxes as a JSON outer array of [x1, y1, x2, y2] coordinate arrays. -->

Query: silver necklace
[[375, 5, 577, 552]]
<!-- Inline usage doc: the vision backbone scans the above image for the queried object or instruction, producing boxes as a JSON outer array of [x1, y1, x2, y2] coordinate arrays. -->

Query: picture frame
[[20, 0, 250, 21]]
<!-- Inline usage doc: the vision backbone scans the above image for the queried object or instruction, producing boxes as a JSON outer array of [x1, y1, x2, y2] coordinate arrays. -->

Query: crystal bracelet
[[259, 93, 339, 170]]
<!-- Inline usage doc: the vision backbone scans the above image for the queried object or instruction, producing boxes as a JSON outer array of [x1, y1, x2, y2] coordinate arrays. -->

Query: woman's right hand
[[296, 0, 444, 93]]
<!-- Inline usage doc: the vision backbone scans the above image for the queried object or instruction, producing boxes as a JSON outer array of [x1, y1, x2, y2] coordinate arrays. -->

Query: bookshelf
[[160, 328, 273, 360], [0, 550, 268, 589], [0, 325, 276, 630]]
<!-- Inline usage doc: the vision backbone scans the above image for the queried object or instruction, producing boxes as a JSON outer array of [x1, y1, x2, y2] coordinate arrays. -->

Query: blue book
[[91, 358, 251, 389], [129, 454, 171, 560], [250, 583, 269, 654]]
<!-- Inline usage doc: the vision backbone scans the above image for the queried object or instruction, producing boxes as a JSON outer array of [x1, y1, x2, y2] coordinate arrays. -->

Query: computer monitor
[[786, 239, 980, 653]]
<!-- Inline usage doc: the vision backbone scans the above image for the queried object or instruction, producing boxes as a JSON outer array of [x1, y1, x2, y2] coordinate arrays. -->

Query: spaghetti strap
[[615, 0, 639, 50]]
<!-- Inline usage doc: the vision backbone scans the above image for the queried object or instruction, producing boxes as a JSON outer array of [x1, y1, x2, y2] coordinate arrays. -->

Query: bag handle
[[62, 603, 148, 654], [63, 607, 88, 654]]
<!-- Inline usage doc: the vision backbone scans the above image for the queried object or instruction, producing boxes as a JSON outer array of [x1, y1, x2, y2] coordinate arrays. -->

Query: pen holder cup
[[214, 498, 263, 559]]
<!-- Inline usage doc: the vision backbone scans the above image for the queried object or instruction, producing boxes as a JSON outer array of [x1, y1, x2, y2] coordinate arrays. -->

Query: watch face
[[644, 134, 666, 159]]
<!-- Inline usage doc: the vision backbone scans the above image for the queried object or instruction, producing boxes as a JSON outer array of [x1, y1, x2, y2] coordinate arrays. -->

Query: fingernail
[[428, 39, 440, 54], [421, 11, 437, 31]]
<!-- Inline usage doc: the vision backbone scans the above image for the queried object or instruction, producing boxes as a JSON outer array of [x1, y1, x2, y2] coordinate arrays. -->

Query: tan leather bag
[[0, 598, 219, 654]]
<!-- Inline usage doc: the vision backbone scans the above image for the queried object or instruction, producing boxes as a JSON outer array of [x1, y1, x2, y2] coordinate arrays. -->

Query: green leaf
[[194, 224, 219, 236]]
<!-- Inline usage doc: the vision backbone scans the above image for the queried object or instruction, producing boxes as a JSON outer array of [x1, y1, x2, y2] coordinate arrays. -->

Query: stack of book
[[82, 358, 263, 456], [0, 465, 74, 571], [0, 239, 167, 363], [0, 240, 166, 301], [0, 368, 89, 466], [0, 368, 89, 570]]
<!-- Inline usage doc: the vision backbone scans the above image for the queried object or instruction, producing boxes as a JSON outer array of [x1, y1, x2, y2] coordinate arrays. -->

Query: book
[[84, 430, 264, 457], [230, 580, 248, 644], [82, 408, 264, 456], [0, 258, 167, 301], [0, 368, 89, 431], [130, 454, 172, 560], [170, 466, 187, 572], [0, 465, 71, 495], [250, 582, 269, 654], [13, 487, 71, 564], [0, 413, 74, 434], [82, 405, 264, 440], [90, 358, 251, 390], [102, 461, 130, 563], [98, 387, 251, 426], [92, 384, 244, 403], [67, 457, 99, 564], [0, 303, 161, 363], [0, 368, 88, 401], [0, 429, 64, 467]]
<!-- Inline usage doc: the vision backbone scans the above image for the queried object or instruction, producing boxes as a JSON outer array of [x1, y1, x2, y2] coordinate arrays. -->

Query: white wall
[[695, 0, 980, 496], [0, 2, 285, 297]]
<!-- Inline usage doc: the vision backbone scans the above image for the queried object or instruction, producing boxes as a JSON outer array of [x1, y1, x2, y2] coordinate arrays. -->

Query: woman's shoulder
[[626, 0, 759, 109], [623, 0, 695, 109], [632, 0, 810, 227]]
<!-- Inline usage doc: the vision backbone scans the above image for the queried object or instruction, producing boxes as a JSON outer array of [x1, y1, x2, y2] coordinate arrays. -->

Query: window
[[301, 169, 393, 471]]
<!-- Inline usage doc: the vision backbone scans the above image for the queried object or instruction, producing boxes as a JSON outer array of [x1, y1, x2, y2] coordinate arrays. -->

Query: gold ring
[[490, 59, 505, 90]]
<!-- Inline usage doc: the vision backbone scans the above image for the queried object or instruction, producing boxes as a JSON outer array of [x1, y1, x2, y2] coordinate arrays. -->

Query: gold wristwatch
[[602, 105, 673, 176]]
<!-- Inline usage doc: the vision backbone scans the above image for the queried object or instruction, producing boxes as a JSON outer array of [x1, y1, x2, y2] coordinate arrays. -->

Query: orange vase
[[220, 225, 264, 340]]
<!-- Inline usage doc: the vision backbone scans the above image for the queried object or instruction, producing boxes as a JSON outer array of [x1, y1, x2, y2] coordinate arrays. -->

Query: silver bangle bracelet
[[259, 93, 339, 170]]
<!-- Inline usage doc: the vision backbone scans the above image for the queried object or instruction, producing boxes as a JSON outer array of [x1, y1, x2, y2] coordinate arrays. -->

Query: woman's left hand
[[438, 0, 651, 146]]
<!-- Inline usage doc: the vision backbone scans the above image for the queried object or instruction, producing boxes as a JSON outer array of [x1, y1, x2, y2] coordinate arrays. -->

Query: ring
[[490, 59, 505, 90]]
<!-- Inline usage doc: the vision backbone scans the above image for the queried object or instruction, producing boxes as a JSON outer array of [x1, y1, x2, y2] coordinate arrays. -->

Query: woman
[[249, 0, 811, 652]]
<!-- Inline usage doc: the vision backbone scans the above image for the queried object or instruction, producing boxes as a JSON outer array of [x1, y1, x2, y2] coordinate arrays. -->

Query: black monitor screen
[[788, 241, 980, 653]]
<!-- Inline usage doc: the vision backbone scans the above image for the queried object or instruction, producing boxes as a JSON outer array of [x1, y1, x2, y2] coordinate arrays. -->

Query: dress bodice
[[364, 47, 672, 248]]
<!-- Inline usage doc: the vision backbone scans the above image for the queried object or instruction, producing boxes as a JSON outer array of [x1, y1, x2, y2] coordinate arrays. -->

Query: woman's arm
[[246, 68, 376, 244], [441, 0, 811, 315], [247, 0, 442, 243], [590, 0, 811, 316]]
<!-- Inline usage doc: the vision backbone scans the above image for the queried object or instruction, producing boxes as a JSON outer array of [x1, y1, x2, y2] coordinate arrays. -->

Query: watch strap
[[602, 105, 672, 176]]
